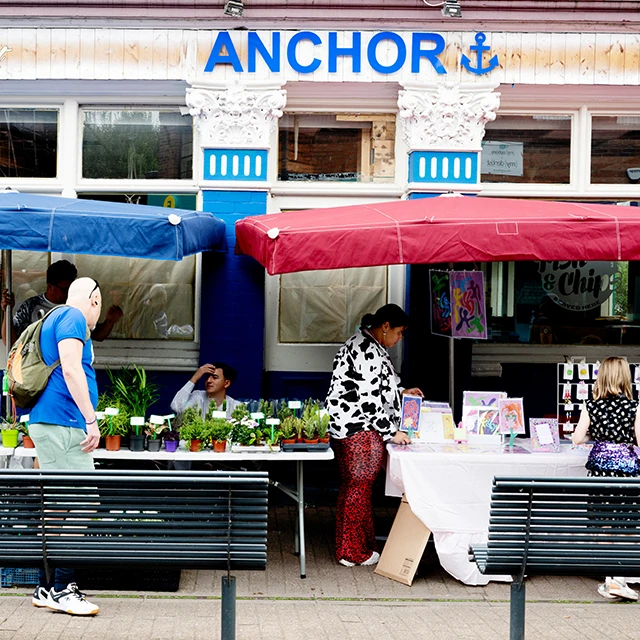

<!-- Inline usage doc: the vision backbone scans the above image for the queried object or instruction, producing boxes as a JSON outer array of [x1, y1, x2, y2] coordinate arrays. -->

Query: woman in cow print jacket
[[327, 304, 423, 567]]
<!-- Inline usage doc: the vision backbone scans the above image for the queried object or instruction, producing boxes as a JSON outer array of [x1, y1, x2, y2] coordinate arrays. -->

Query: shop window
[[591, 116, 640, 184], [485, 260, 638, 346], [81, 110, 192, 180], [0, 109, 58, 178], [279, 267, 387, 343], [481, 115, 571, 184], [278, 114, 395, 183]]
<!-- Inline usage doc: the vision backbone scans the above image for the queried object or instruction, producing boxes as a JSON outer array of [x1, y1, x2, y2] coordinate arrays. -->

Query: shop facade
[[2, 3, 640, 412]]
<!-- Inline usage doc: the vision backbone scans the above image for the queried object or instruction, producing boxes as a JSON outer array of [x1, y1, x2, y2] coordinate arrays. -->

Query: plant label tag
[[95, 412, 105, 420], [19, 414, 29, 423], [288, 400, 302, 409], [105, 407, 120, 416], [149, 414, 165, 425], [130, 416, 145, 426], [164, 414, 175, 420], [319, 409, 329, 417], [251, 412, 265, 420], [266, 418, 280, 426], [211, 410, 226, 419]]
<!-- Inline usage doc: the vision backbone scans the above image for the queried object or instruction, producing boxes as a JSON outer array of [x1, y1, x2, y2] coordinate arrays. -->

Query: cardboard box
[[374, 495, 431, 586]]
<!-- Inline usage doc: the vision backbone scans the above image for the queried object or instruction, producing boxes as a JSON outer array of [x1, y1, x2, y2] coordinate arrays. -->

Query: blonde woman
[[573, 356, 640, 601]]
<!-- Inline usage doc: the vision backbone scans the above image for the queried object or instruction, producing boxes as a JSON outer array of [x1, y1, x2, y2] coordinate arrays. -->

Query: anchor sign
[[461, 32, 499, 76]]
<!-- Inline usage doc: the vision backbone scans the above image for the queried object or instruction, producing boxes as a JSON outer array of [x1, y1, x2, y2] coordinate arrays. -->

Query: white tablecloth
[[385, 441, 589, 585]]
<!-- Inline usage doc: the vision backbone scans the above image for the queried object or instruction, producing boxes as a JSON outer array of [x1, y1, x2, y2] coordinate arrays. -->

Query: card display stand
[[557, 361, 640, 439]]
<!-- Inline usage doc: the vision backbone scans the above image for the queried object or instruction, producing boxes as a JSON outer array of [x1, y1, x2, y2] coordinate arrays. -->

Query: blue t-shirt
[[30, 306, 98, 430]]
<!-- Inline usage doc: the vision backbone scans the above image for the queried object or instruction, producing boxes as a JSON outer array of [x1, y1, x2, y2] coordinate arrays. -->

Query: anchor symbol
[[461, 32, 499, 76]]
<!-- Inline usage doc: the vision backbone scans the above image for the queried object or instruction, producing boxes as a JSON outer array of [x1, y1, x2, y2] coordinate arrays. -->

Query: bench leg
[[510, 581, 525, 640], [221, 575, 236, 640]]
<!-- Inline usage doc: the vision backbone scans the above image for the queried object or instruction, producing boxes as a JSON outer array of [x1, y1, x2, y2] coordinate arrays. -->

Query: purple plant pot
[[164, 440, 179, 452]]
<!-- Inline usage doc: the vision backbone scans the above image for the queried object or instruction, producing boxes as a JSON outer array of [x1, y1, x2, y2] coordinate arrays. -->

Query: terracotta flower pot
[[281, 438, 296, 445], [303, 438, 319, 445], [213, 440, 227, 453], [318, 437, 330, 444], [105, 435, 121, 451], [22, 435, 35, 449], [189, 439, 202, 452]]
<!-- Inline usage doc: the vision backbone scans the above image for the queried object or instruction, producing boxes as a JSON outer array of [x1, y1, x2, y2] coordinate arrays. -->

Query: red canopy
[[235, 195, 640, 275]]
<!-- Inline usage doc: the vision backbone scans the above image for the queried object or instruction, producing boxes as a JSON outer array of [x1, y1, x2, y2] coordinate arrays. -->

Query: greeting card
[[476, 407, 500, 435], [400, 395, 422, 436], [530, 418, 560, 452]]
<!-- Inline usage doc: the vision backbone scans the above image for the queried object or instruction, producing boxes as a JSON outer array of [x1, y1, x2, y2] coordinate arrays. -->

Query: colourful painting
[[477, 408, 500, 435], [400, 395, 422, 435], [450, 271, 487, 340], [463, 391, 506, 408], [530, 418, 560, 452], [499, 398, 525, 435], [462, 406, 480, 434], [430, 270, 452, 337]]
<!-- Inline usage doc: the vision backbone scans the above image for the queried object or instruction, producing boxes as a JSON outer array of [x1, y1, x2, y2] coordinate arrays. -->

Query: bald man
[[28, 277, 101, 617]]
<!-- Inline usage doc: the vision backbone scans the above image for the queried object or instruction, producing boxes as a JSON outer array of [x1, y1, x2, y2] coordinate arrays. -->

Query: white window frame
[[0, 95, 201, 371]]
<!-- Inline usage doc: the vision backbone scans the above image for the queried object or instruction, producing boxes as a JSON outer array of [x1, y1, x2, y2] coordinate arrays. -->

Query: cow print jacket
[[326, 329, 403, 440]]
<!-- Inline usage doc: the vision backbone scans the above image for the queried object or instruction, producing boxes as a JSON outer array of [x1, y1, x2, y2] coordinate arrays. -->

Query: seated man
[[170, 362, 239, 419], [2, 259, 123, 344]]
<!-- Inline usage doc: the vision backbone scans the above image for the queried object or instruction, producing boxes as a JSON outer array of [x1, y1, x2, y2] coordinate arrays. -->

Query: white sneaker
[[46, 582, 99, 616], [608, 579, 638, 601], [338, 558, 356, 567], [361, 551, 380, 566], [32, 586, 49, 608], [597, 581, 620, 600]]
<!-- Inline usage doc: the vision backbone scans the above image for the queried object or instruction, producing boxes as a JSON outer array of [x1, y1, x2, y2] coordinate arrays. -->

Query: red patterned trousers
[[333, 430, 386, 564]]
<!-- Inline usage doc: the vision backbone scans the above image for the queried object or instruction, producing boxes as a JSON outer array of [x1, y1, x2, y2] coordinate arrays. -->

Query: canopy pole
[[2, 249, 11, 419], [448, 336, 455, 417]]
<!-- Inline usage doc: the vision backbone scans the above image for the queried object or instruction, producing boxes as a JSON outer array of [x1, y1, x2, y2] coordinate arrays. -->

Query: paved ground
[[1, 504, 638, 639]]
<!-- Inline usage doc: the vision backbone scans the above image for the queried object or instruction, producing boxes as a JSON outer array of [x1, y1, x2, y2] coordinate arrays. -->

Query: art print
[[530, 418, 560, 452], [498, 398, 525, 435], [429, 270, 452, 337], [463, 391, 506, 408], [450, 271, 487, 340], [400, 395, 422, 435], [577, 361, 590, 380], [476, 408, 500, 435], [563, 363, 574, 380], [576, 381, 589, 401], [462, 406, 479, 434]]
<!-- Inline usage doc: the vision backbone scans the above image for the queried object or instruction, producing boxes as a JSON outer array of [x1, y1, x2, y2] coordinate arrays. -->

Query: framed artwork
[[400, 395, 422, 435], [463, 391, 506, 408], [530, 418, 560, 452], [498, 398, 525, 435]]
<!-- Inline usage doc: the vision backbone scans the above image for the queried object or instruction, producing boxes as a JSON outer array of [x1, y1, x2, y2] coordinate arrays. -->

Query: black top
[[585, 395, 639, 444]]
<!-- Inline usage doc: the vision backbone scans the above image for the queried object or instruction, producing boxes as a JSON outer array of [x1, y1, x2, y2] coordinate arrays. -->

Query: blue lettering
[[367, 32, 406, 74], [248, 32, 281, 73], [328, 32, 362, 73], [204, 32, 243, 73], [411, 33, 446, 74], [287, 31, 322, 74]]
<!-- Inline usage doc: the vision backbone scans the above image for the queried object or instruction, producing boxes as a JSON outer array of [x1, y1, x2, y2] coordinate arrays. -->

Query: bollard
[[221, 575, 236, 640]]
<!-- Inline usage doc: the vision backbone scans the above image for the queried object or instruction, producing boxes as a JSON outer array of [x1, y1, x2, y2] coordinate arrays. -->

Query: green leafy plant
[[108, 364, 159, 419], [248, 427, 265, 446], [258, 399, 276, 419], [145, 422, 168, 440], [277, 402, 293, 421], [303, 421, 317, 440], [231, 423, 254, 446], [264, 428, 282, 450], [280, 416, 298, 440], [0, 419, 18, 431], [17, 422, 29, 436], [179, 419, 208, 449], [97, 398, 131, 438], [207, 418, 232, 442], [230, 403, 251, 423], [313, 412, 330, 439]]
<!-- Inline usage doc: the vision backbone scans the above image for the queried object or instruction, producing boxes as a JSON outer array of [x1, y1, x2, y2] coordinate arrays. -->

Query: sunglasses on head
[[89, 280, 100, 299]]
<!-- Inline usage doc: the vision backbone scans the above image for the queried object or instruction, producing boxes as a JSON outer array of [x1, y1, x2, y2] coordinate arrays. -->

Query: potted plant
[[231, 423, 254, 447], [264, 427, 282, 451], [280, 416, 298, 445], [0, 419, 19, 448], [163, 414, 180, 452], [179, 407, 207, 452], [302, 420, 318, 444], [207, 418, 231, 453], [18, 416, 34, 448], [315, 411, 331, 444], [99, 404, 130, 451], [145, 416, 168, 452]]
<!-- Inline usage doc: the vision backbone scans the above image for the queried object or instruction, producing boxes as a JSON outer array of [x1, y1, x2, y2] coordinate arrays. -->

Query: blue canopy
[[0, 192, 226, 261]]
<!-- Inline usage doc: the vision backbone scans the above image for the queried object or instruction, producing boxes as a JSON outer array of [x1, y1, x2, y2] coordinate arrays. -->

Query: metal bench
[[0, 469, 268, 640], [469, 476, 640, 640]]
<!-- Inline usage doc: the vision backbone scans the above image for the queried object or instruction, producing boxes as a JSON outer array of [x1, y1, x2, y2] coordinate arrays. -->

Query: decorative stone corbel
[[185, 82, 287, 149], [398, 83, 500, 152]]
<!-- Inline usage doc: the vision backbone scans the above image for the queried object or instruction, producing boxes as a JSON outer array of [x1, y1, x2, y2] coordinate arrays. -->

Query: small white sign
[[105, 407, 120, 416], [288, 400, 302, 409], [149, 414, 165, 425], [95, 411, 105, 420], [164, 413, 175, 420], [211, 410, 226, 419], [19, 414, 29, 423], [251, 412, 265, 420], [319, 409, 329, 417], [266, 418, 280, 426], [130, 416, 145, 426], [480, 141, 524, 177], [536, 422, 555, 445]]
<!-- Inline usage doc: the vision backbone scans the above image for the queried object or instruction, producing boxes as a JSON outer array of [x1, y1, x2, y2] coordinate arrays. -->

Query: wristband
[[86, 417, 97, 425]]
